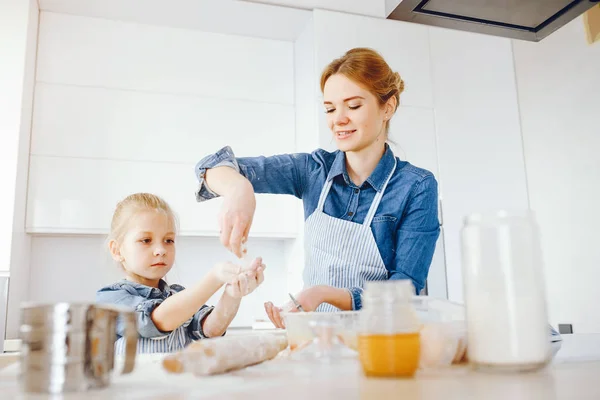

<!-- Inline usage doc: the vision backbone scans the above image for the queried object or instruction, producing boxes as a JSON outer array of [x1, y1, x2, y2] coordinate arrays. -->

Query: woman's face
[[323, 73, 391, 154]]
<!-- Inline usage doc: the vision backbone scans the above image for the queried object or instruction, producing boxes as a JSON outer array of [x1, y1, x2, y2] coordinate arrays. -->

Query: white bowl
[[281, 311, 360, 351]]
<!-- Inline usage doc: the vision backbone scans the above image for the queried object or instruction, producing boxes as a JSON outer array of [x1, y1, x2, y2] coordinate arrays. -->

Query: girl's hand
[[212, 262, 242, 285], [225, 257, 266, 298]]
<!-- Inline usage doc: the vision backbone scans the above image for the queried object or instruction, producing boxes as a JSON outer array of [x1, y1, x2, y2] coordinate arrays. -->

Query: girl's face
[[110, 210, 176, 287]]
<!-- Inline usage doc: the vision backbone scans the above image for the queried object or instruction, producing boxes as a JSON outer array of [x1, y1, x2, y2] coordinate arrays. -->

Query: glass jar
[[461, 210, 551, 372], [358, 280, 421, 377]]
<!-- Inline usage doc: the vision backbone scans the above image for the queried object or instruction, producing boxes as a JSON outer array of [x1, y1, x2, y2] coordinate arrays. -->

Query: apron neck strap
[[316, 178, 334, 211], [316, 158, 398, 225], [363, 158, 397, 227]]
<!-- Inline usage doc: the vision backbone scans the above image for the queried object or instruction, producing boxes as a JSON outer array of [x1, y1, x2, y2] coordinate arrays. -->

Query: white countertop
[[2, 333, 600, 399]]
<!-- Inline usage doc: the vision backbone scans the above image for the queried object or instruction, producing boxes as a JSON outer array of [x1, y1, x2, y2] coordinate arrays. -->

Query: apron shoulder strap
[[363, 158, 397, 227], [316, 178, 334, 211]]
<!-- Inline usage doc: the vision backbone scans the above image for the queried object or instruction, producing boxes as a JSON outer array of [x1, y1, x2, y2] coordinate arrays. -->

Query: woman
[[194, 48, 440, 327]]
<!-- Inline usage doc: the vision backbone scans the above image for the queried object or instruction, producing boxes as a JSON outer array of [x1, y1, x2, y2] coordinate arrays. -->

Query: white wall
[[0, 0, 38, 271], [27, 236, 290, 328], [0, 0, 39, 338], [513, 17, 600, 333], [287, 17, 318, 296], [429, 28, 530, 302]]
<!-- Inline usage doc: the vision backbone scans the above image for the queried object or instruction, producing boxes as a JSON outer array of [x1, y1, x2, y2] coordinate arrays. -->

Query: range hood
[[387, 0, 600, 41]]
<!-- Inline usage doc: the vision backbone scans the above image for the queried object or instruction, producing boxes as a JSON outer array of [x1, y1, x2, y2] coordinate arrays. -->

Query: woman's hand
[[263, 286, 329, 329], [204, 166, 257, 258], [218, 180, 256, 258], [264, 286, 354, 328]]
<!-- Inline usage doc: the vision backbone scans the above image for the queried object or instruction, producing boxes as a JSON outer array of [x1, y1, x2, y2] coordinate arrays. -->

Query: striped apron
[[304, 159, 397, 312], [115, 319, 193, 354]]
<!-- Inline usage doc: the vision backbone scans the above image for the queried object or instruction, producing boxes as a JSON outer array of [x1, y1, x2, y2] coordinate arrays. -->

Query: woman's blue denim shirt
[[195, 145, 440, 310]]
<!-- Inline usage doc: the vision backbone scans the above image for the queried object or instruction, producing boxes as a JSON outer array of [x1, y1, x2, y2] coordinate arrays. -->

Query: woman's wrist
[[317, 285, 353, 311], [205, 166, 251, 197]]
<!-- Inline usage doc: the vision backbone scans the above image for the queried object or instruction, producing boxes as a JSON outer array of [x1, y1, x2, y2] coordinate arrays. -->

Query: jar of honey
[[358, 280, 421, 378]]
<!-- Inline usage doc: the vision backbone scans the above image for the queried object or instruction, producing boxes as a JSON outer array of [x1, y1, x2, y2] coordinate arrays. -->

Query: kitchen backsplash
[[26, 235, 292, 329]]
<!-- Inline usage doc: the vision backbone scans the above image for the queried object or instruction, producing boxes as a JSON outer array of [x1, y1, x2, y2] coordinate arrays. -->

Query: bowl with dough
[[281, 311, 361, 352]]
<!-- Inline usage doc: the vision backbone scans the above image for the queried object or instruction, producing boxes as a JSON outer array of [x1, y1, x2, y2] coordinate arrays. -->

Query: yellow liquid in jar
[[358, 333, 421, 377]]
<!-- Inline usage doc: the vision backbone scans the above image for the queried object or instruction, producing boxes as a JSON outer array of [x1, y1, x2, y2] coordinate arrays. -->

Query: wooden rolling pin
[[163, 333, 288, 376]]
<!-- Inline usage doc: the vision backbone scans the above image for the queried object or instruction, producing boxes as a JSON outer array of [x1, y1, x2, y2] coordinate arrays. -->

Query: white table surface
[[2, 333, 600, 400]]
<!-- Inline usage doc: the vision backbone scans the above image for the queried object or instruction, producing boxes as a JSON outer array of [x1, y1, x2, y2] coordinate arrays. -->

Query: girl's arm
[[151, 262, 240, 332], [201, 259, 265, 337], [200, 290, 242, 338]]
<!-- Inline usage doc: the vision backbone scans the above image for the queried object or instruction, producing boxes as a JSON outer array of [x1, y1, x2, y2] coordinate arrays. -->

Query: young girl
[[96, 193, 265, 353]]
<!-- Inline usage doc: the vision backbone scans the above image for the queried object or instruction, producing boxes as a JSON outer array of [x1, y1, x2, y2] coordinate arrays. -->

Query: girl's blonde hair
[[320, 47, 404, 135], [109, 193, 178, 245]]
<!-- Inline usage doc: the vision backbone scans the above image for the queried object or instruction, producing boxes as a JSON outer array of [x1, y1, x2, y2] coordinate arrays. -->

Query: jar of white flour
[[461, 210, 551, 372]]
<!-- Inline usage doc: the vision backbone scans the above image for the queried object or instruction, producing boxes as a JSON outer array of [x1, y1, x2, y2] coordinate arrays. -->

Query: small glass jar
[[358, 280, 421, 378], [461, 210, 551, 372]]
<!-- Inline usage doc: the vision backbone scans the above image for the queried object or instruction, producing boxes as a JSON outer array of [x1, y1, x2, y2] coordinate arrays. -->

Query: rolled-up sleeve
[[96, 288, 168, 338], [195, 146, 314, 201], [195, 146, 240, 202], [186, 305, 216, 340], [389, 175, 440, 295], [347, 287, 364, 311]]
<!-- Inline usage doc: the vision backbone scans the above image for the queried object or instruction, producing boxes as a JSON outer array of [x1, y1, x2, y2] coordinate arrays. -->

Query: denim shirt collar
[[119, 278, 171, 298], [327, 144, 396, 192]]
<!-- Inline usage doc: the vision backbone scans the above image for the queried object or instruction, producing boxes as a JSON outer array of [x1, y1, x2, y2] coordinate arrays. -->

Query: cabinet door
[[429, 27, 528, 302], [26, 156, 299, 238], [27, 13, 300, 239]]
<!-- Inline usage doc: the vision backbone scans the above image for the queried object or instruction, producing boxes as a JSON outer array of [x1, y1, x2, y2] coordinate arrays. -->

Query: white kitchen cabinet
[[429, 28, 529, 302], [26, 156, 299, 237], [36, 12, 295, 104], [25, 11, 300, 238], [388, 106, 439, 178], [38, 0, 313, 41], [31, 83, 296, 163], [513, 19, 600, 333]]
